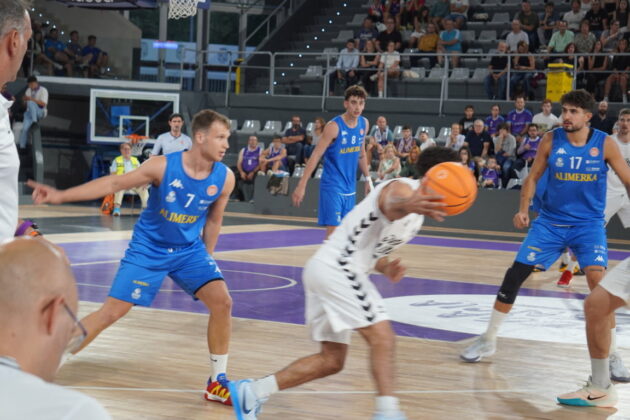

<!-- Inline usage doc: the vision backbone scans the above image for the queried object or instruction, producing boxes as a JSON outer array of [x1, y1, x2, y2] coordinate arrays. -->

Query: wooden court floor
[[22, 205, 630, 420]]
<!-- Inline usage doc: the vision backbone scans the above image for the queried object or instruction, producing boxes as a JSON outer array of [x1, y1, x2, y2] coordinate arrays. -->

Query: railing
[[244, 0, 306, 49]]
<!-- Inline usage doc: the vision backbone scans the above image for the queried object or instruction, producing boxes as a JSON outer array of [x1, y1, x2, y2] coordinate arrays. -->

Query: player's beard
[[563, 123, 583, 133]]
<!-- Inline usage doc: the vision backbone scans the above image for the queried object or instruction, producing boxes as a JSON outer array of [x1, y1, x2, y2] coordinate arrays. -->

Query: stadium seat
[[478, 30, 497, 41], [472, 67, 489, 81], [427, 67, 446, 80], [238, 120, 261, 135], [305, 122, 315, 135], [491, 12, 510, 23], [229, 119, 238, 133], [349, 14, 365, 26], [405, 67, 425, 80], [332, 30, 355, 43], [415, 126, 436, 138], [461, 30, 475, 43], [450, 68, 470, 80], [317, 48, 339, 63], [300, 65, 323, 79], [392, 125, 403, 139], [437, 127, 451, 145], [258, 120, 283, 136]]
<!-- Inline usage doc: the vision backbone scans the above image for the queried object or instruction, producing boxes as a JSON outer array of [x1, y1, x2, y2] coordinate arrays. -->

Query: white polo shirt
[[0, 94, 18, 242], [24, 85, 49, 117], [151, 131, 192, 156]]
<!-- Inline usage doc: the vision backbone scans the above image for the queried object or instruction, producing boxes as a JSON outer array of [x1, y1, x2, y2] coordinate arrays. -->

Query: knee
[[497, 262, 533, 304], [210, 293, 233, 316], [584, 292, 608, 323], [322, 353, 345, 375]]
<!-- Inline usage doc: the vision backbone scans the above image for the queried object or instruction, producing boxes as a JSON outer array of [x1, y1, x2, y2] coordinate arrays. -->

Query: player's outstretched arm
[[514, 133, 551, 229], [203, 169, 235, 255], [292, 120, 339, 207], [378, 180, 446, 221], [28, 157, 165, 205], [605, 136, 630, 197], [359, 118, 372, 193]]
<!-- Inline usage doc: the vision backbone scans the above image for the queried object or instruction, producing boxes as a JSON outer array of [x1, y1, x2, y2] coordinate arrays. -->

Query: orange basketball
[[423, 161, 478, 216]]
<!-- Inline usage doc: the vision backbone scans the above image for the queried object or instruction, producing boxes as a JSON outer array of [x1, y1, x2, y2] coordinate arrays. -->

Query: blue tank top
[[133, 151, 228, 247], [320, 115, 367, 194], [242, 146, 261, 172], [539, 128, 608, 225]]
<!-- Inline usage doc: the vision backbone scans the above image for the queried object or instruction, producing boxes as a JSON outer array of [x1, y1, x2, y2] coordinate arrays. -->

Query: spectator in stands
[[479, 156, 500, 189], [81, 35, 108, 77], [459, 105, 475, 133], [459, 145, 477, 176], [234, 135, 262, 203], [510, 40, 535, 100], [564, 0, 587, 32], [18, 76, 47, 150], [304, 117, 325, 163], [366, 115, 393, 168], [1, 85, 15, 125], [574, 19, 598, 53], [517, 1, 540, 52], [446, 0, 468, 30], [613, 0, 629, 29], [540, 2, 561, 44], [506, 20, 529, 53], [65, 30, 89, 76], [591, 100, 617, 133], [603, 0, 618, 20], [0, 238, 111, 420], [377, 17, 403, 52], [150, 113, 192, 157], [376, 40, 401, 97], [445, 121, 465, 150], [585, 1, 609, 37], [385, 0, 403, 29], [485, 104, 505, 136], [506, 95, 533, 139], [547, 20, 575, 55], [559, 42, 585, 79], [603, 37, 630, 103], [413, 5, 431, 33], [484, 41, 508, 100], [532, 99, 560, 132], [411, 22, 439, 68], [329, 39, 359, 96], [430, 0, 451, 29], [581, 0, 595, 13], [395, 125, 417, 160], [31, 31, 60, 75], [492, 122, 517, 187], [409, 18, 426, 49], [514, 123, 541, 171], [600, 19, 624, 51], [377, 143, 401, 181], [399, 145, 421, 178], [359, 39, 380, 93], [585, 40, 609, 97], [109, 142, 148, 216], [401, 0, 425, 30], [282, 115, 307, 165], [44, 28, 71, 76], [355, 18, 379, 51], [464, 119, 492, 158], [368, 0, 385, 23], [260, 136, 288, 174], [437, 18, 461, 68], [418, 130, 436, 151]]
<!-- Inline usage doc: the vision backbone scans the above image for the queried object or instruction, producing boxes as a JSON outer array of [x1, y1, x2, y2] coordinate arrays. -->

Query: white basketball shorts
[[599, 258, 630, 304], [605, 192, 630, 228]]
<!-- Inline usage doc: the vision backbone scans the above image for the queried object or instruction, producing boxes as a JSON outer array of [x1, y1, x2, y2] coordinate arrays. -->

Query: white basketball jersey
[[315, 177, 425, 271], [608, 134, 630, 196]]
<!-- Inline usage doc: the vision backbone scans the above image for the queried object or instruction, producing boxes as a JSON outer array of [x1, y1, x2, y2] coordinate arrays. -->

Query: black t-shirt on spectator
[[465, 131, 493, 156], [377, 30, 403, 52], [611, 54, 630, 71], [489, 55, 508, 73], [284, 126, 307, 144], [459, 117, 475, 133], [590, 114, 616, 135], [585, 9, 609, 31]]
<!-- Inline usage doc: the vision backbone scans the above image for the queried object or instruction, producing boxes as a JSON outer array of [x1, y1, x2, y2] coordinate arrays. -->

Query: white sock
[[610, 327, 617, 355], [251, 375, 279, 400], [591, 357, 611, 389], [561, 252, 571, 265], [210, 354, 228, 382], [375, 396, 400, 414], [485, 309, 507, 341], [567, 259, 577, 273]]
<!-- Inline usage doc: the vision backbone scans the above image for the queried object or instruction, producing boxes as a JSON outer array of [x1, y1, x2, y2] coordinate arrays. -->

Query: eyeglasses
[[62, 303, 87, 354]]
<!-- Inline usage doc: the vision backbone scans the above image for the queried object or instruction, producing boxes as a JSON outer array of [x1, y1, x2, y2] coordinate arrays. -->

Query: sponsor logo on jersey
[[590, 147, 600, 157], [340, 146, 361, 154], [360, 129, 364, 135], [341, 130, 348, 136], [207, 185, 218, 196], [556, 147, 567, 155], [159, 209, 200, 224], [169, 178, 184, 189], [554, 172, 598, 182], [526, 251, 536, 262], [166, 191, 177, 203], [595, 255, 605, 262], [132, 280, 149, 287], [555, 157, 564, 168], [131, 288, 142, 300]]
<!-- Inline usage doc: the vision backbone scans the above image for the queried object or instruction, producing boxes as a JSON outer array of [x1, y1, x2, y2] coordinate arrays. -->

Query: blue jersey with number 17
[[133, 151, 227, 247], [320, 115, 367, 195], [539, 128, 608, 225]]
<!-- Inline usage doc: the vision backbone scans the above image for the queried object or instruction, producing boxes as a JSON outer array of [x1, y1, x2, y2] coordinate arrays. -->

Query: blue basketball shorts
[[318, 188, 356, 226], [109, 238, 224, 306], [515, 217, 608, 270]]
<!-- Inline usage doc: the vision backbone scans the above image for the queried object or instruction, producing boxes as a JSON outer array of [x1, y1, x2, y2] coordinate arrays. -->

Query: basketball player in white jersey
[[605, 108, 630, 229], [228, 147, 458, 420]]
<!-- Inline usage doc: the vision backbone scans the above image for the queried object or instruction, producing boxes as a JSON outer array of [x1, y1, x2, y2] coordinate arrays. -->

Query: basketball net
[[125, 135, 148, 157], [168, 0, 201, 19]]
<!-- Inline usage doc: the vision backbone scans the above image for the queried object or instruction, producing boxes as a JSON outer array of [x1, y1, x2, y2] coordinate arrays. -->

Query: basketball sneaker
[[557, 379, 617, 407], [372, 411, 407, 420], [205, 373, 232, 406], [112, 207, 121, 217], [610, 352, 630, 382], [228, 379, 265, 420], [460, 335, 496, 363], [557, 270, 573, 288], [574, 267, 585, 276], [558, 262, 568, 272]]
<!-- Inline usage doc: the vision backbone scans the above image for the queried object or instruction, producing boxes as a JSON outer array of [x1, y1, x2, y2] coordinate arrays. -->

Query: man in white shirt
[[0, 0, 32, 242], [563, 0, 586, 32], [506, 20, 530, 52], [18, 75, 47, 149], [532, 98, 560, 132], [150, 112, 192, 157], [0, 237, 111, 420], [418, 130, 437, 151], [329, 39, 360, 95], [605, 108, 630, 228]]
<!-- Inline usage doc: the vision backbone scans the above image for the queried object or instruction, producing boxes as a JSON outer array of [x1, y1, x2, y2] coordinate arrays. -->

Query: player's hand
[[513, 211, 529, 229], [27, 180, 64, 204], [292, 183, 306, 207], [412, 185, 447, 221], [383, 257, 406, 283]]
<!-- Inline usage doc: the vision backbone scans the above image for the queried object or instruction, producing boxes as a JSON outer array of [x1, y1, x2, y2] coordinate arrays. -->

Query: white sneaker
[[370, 73, 378, 81], [228, 379, 265, 420], [372, 411, 407, 420], [610, 352, 630, 382], [557, 378, 618, 407], [460, 335, 496, 363]]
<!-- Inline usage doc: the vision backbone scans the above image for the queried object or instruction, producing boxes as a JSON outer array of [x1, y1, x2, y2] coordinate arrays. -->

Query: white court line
[[66, 386, 539, 395]]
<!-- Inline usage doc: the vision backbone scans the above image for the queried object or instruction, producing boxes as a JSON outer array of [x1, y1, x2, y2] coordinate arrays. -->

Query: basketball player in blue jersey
[[461, 90, 630, 377], [292, 85, 372, 238], [27, 110, 237, 406]]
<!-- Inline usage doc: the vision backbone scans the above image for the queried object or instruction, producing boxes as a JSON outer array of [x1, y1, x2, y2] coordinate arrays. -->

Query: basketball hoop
[[168, 0, 201, 19], [125, 134, 149, 157]]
